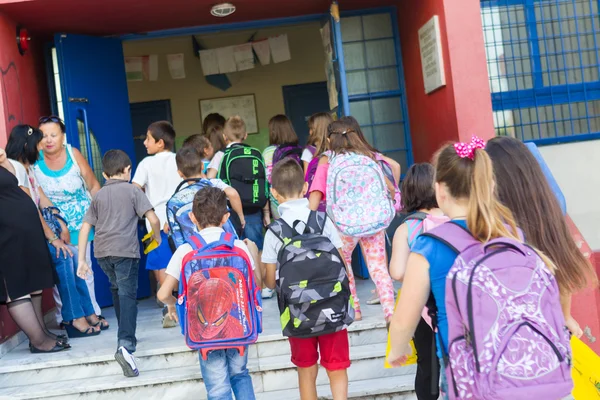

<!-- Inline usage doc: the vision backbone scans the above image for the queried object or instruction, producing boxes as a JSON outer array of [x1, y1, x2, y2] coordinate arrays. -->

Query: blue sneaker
[[115, 346, 139, 377]]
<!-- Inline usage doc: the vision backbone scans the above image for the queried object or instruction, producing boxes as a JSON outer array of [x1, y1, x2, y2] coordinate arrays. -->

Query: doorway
[[130, 100, 173, 164], [283, 82, 330, 145]]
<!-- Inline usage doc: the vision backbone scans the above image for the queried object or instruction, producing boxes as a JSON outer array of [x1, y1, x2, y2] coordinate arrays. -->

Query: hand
[[166, 304, 179, 323], [243, 239, 259, 255], [566, 316, 583, 338], [163, 222, 170, 234], [154, 233, 162, 247], [77, 260, 92, 279], [52, 239, 73, 259], [239, 215, 246, 230], [60, 229, 71, 245], [263, 213, 271, 227], [386, 343, 413, 368]]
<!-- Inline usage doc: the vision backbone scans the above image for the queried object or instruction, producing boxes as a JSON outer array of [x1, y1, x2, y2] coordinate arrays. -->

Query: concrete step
[[1, 350, 416, 399]]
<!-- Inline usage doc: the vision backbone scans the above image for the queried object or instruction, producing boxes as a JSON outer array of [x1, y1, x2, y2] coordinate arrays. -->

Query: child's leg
[[319, 330, 350, 400], [413, 317, 439, 400], [226, 348, 255, 400], [360, 231, 395, 321], [199, 350, 234, 400], [289, 337, 320, 400], [112, 258, 140, 352], [339, 234, 361, 318]]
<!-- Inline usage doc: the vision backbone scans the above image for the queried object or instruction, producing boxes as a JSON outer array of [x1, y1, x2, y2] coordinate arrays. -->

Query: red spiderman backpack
[[177, 232, 263, 359]]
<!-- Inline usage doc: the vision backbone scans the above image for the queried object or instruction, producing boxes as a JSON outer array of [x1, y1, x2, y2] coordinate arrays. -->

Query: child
[[263, 115, 302, 183], [175, 146, 245, 229], [132, 121, 182, 328], [157, 186, 262, 400], [78, 150, 162, 377], [262, 159, 350, 400], [387, 137, 571, 399], [303, 112, 332, 172], [308, 118, 396, 322], [207, 116, 269, 252], [206, 125, 226, 158], [389, 163, 446, 400], [486, 136, 597, 337], [182, 134, 214, 175]]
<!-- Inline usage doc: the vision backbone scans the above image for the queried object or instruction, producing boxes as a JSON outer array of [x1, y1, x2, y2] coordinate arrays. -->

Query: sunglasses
[[39, 115, 64, 125]]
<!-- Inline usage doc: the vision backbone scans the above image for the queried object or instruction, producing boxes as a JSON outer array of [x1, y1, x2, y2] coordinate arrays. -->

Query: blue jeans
[[241, 211, 264, 251], [97, 257, 139, 352], [48, 244, 95, 321], [200, 348, 255, 400]]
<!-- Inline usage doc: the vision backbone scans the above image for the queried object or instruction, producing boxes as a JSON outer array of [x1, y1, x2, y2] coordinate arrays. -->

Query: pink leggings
[[340, 231, 395, 320]]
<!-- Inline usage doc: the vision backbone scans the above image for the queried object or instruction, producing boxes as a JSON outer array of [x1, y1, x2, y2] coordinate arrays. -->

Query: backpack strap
[[305, 210, 327, 235], [174, 178, 202, 193], [421, 221, 479, 254], [187, 234, 208, 250], [267, 218, 297, 244]]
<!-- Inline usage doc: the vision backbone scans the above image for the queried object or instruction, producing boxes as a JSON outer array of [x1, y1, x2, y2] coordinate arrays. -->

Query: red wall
[[0, 11, 53, 343], [397, 0, 494, 163]]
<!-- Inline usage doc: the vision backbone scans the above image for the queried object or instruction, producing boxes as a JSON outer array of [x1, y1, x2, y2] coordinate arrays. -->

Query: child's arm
[[224, 187, 245, 228], [243, 239, 263, 288], [262, 202, 271, 226], [380, 155, 401, 184], [206, 168, 218, 179], [145, 210, 163, 246], [308, 156, 329, 211], [389, 224, 410, 281], [76, 222, 94, 279], [157, 275, 180, 323], [264, 263, 276, 290]]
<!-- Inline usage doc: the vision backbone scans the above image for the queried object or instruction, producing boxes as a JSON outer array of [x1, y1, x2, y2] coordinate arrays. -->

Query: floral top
[[34, 145, 93, 244]]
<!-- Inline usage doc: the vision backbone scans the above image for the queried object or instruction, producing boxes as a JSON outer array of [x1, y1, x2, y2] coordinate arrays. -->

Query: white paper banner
[[217, 46, 237, 74], [199, 49, 220, 76], [252, 39, 271, 66], [269, 34, 291, 63], [233, 43, 255, 71], [167, 53, 186, 79]]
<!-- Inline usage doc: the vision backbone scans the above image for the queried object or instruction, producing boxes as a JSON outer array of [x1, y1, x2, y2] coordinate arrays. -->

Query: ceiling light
[[211, 3, 236, 17]]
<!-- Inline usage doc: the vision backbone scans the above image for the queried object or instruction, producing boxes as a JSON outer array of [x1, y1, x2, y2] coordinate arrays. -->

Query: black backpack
[[218, 143, 269, 212], [268, 211, 354, 338]]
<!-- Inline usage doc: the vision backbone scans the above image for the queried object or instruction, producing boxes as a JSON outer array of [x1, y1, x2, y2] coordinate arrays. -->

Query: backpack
[[176, 232, 263, 360], [327, 153, 395, 237], [166, 179, 238, 252], [268, 211, 354, 338], [423, 222, 573, 400], [272, 143, 303, 167], [218, 143, 269, 211], [304, 155, 326, 212], [376, 156, 402, 214]]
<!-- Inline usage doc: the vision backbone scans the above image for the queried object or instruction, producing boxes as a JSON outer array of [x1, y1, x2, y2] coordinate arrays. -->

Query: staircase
[[0, 282, 416, 400]]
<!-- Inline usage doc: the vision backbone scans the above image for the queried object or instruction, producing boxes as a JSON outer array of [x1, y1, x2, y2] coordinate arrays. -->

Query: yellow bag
[[384, 290, 417, 368], [142, 231, 159, 255], [571, 336, 600, 399]]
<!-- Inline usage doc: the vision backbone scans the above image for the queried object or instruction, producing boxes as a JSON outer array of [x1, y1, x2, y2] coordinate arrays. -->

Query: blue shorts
[[146, 231, 172, 271], [242, 210, 264, 251]]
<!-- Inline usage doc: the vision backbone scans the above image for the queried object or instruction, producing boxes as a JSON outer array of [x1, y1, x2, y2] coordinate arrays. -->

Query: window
[[481, 0, 600, 144], [341, 12, 412, 172]]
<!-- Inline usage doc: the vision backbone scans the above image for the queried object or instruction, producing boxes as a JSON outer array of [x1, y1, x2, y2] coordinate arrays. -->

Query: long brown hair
[[308, 112, 332, 154], [268, 115, 298, 146], [486, 136, 596, 293], [327, 119, 375, 158], [205, 125, 225, 154]]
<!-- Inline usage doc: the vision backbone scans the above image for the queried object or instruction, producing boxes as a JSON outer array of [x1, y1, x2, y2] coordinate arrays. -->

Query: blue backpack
[[176, 233, 263, 359], [166, 178, 238, 252]]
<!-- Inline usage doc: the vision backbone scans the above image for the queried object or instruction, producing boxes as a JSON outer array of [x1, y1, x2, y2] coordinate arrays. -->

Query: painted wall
[[397, 0, 494, 162], [0, 11, 52, 344], [123, 22, 327, 150], [539, 140, 600, 250]]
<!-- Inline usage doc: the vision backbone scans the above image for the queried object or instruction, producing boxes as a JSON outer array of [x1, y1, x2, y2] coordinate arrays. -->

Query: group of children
[[76, 110, 596, 400]]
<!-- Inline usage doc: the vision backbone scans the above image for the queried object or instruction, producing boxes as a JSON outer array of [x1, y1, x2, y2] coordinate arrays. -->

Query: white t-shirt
[[166, 227, 256, 281], [8, 159, 29, 188], [261, 198, 343, 264], [132, 151, 182, 231], [301, 148, 314, 163], [206, 142, 242, 172]]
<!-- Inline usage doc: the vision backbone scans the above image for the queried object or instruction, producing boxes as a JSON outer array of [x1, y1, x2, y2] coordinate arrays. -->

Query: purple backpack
[[304, 155, 326, 212], [424, 222, 572, 400], [273, 143, 303, 167]]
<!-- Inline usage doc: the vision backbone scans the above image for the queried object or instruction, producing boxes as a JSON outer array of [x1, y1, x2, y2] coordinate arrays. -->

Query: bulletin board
[[199, 94, 258, 134]]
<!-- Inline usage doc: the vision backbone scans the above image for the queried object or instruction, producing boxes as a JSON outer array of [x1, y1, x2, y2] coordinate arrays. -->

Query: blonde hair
[[224, 116, 246, 142], [308, 112, 333, 154]]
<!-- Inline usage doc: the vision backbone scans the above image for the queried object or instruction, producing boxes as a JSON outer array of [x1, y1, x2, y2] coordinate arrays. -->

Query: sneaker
[[162, 307, 178, 329], [115, 347, 139, 377], [261, 288, 275, 299]]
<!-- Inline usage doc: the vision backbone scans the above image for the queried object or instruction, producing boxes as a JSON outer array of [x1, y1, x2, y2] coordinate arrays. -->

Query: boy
[[262, 159, 350, 400], [132, 121, 182, 328], [157, 186, 262, 400], [182, 134, 214, 174], [206, 116, 270, 253], [77, 150, 162, 378], [175, 146, 245, 230]]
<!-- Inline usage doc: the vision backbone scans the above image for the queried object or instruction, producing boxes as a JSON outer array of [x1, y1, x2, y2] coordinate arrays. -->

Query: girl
[[389, 163, 446, 400], [486, 136, 597, 337], [182, 134, 214, 174], [308, 118, 396, 322], [303, 112, 332, 172]]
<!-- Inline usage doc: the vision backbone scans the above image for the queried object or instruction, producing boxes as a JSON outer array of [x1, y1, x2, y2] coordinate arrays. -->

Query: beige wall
[[539, 141, 600, 250], [123, 22, 326, 150]]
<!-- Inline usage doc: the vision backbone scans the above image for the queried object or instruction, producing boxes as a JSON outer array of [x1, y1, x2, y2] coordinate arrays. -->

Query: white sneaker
[[162, 307, 178, 328], [115, 346, 139, 377], [261, 288, 275, 299]]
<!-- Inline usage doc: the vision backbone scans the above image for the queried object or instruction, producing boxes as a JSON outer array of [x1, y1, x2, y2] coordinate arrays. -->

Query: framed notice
[[199, 94, 258, 134], [419, 16, 446, 94]]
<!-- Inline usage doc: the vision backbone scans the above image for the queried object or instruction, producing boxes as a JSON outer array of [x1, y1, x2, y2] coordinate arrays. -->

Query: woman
[[486, 136, 597, 337], [6, 125, 105, 337], [35, 116, 104, 326], [0, 147, 68, 353]]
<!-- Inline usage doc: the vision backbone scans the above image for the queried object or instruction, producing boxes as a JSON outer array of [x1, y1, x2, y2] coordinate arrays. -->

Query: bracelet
[[48, 235, 59, 244]]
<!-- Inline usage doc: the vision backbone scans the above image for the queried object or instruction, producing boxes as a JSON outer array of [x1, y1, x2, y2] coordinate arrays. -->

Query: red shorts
[[288, 329, 350, 371]]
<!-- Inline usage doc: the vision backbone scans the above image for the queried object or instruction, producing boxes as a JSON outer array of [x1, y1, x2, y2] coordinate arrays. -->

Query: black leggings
[[413, 317, 440, 400]]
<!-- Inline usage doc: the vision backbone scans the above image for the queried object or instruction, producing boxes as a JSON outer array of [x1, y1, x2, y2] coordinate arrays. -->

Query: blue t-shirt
[[411, 219, 468, 358]]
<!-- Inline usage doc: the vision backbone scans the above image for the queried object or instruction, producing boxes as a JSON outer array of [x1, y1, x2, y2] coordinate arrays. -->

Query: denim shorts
[[241, 211, 264, 251]]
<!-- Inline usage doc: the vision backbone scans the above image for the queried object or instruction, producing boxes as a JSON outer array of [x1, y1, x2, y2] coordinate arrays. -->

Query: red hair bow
[[454, 136, 486, 160]]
